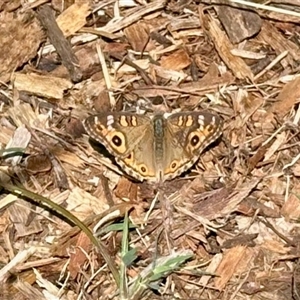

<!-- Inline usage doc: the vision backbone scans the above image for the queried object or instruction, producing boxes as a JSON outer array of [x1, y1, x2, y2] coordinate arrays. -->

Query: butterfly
[[83, 111, 222, 183]]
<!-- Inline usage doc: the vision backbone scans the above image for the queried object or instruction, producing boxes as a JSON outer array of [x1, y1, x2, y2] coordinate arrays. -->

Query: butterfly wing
[[83, 113, 158, 181], [162, 111, 223, 181]]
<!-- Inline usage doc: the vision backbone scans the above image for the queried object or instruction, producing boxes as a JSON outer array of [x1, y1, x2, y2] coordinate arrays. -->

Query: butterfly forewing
[[83, 112, 158, 182], [84, 113, 150, 154], [166, 111, 222, 153], [161, 111, 223, 181]]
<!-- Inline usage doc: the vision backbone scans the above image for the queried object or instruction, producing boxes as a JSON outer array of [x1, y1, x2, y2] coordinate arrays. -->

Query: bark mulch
[[1, 1, 300, 299]]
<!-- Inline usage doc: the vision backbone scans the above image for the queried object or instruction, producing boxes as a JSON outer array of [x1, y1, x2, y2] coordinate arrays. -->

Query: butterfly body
[[83, 111, 222, 183]]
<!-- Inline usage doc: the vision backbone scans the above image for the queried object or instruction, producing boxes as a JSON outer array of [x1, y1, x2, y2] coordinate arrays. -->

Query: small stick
[[37, 5, 82, 82]]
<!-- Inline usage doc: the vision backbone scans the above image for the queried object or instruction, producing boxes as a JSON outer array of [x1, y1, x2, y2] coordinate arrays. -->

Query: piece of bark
[[8, 200, 43, 238], [247, 139, 273, 173], [237, 197, 280, 218], [200, 0, 300, 24], [258, 22, 300, 68], [0, 11, 44, 81], [186, 178, 260, 220], [222, 233, 258, 249], [65, 118, 86, 139], [93, 90, 111, 113], [281, 183, 300, 221], [75, 44, 102, 79], [37, 5, 82, 82], [215, 5, 261, 44], [269, 76, 300, 118], [103, 42, 129, 56], [205, 13, 253, 80], [69, 232, 93, 279], [150, 31, 172, 47]]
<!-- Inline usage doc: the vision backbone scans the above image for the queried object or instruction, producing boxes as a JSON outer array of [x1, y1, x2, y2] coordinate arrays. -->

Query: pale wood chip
[[231, 49, 266, 60], [199, 253, 223, 286], [15, 257, 61, 272], [66, 186, 109, 216], [52, 147, 85, 168], [261, 239, 291, 254], [168, 17, 200, 32], [34, 268, 67, 299], [112, 59, 150, 74], [56, 2, 91, 37], [100, 0, 167, 33], [263, 131, 286, 161], [13, 281, 46, 299], [0, 124, 14, 145], [214, 245, 247, 290], [171, 28, 204, 39], [4, 126, 31, 165], [7, 103, 39, 127], [0, 247, 36, 282], [150, 65, 187, 81], [14, 73, 72, 100], [0, 194, 18, 210]]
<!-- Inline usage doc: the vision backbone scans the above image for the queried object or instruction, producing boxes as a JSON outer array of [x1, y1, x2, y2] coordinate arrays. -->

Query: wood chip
[[56, 2, 91, 37], [206, 14, 253, 80], [160, 49, 191, 71], [5, 126, 31, 166], [37, 5, 82, 82], [281, 183, 300, 221], [100, 0, 167, 33], [258, 22, 300, 68], [216, 5, 262, 44], [2, 1, 300, 299], [14, 73, 72, 99], [0, 11, 44, 81], [124, 21, 150, 52], [0, 247, 36, 282], [269, 76, 300, 118], [214, 246, 247, 290]]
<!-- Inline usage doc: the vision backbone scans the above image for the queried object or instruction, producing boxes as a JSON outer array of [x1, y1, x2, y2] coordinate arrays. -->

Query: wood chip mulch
[[1, 1, 300, 299]]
